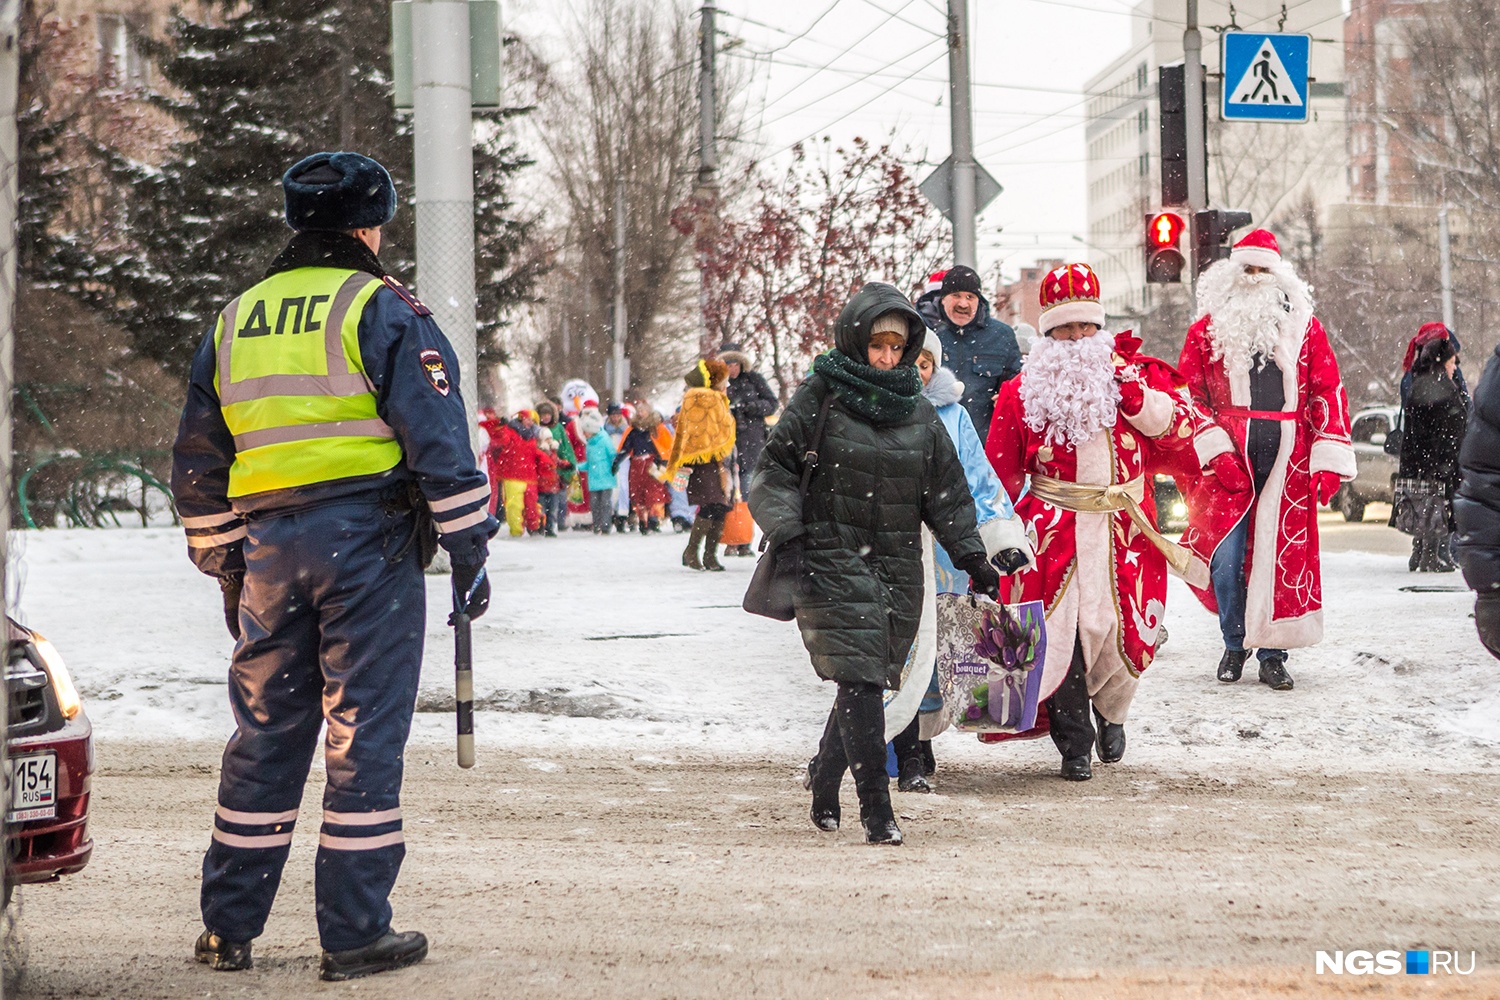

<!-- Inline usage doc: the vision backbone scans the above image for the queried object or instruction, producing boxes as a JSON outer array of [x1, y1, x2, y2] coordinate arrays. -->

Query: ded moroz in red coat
[[1175, 311, 1355, 649], [986, 334, 1203, 727]]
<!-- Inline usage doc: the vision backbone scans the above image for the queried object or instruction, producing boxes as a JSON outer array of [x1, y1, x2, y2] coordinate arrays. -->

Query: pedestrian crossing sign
[[1221, 31, 1310, 122]]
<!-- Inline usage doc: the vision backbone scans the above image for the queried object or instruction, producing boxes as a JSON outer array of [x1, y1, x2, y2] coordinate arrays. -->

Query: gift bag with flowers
[[934, 595, 1046, 733]]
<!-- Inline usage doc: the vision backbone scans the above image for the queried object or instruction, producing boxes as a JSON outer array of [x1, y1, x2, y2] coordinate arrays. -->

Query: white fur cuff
[[1309, 437, 1357, 479], [1123, 386, 1174, 438], [1230, 246, 1281, 270], [1193, 425, 1235, 466], [979, 515, 1035, 571]]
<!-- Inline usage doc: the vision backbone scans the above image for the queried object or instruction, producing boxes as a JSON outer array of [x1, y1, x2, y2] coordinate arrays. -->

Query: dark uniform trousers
[[202, 496, 424, 952]]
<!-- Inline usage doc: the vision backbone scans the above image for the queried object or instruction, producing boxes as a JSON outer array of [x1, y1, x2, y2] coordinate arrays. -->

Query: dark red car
[[4, 618, 93, 906]]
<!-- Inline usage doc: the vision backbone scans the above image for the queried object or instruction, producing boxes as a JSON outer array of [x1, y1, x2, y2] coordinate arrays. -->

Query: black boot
[[320, 930, 429, 982], [1060, 755, 1092, 781], [1258, 654, 1294, 691], [682, 518, 707, 570], [195, 930, 252, 972], [1094, 707, 1125, 764], [835, 682, 902, 845], [919, 739, 936, 777], [1217, 648, 1248, 683], [897, 756, 932, 793], [701, 517, 727, 572]]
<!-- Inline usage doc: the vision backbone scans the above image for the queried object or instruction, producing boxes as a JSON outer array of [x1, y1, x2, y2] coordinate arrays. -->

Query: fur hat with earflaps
[[283, 152, 397, 232]]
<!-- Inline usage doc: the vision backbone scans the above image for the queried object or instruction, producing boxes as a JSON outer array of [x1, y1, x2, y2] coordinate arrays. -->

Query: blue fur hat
[[282, 152, 397, 232]]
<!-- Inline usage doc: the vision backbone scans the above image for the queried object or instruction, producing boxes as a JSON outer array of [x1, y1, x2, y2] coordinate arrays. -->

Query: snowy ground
[[12, 514, 1499, 774]]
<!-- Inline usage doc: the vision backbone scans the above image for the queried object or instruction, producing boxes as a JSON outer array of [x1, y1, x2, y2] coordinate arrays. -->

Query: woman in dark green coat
[[749, 282, 999, 845]]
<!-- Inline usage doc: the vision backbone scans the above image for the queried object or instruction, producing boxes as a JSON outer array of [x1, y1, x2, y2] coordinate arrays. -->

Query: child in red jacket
[[492, 410, 544, 536]]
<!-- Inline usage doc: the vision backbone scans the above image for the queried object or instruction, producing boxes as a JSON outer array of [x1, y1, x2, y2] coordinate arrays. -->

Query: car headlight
[[33, 633, 82, 719], [1171, 501, 1188, 518]]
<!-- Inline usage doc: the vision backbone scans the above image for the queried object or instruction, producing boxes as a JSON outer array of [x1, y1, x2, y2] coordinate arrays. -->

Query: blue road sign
[[1221, 31, 1310, 122]]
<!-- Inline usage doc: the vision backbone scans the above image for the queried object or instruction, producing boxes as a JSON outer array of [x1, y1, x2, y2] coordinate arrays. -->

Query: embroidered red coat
[[985, 335, 1199, 726], [1175, 313, 1355, 649]]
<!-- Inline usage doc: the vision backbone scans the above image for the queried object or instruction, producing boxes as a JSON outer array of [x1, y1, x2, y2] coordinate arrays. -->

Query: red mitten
[[1315, 471, 1342, 506], [1116, 377, 1145, 416], [1208, 453, 1252, 494]]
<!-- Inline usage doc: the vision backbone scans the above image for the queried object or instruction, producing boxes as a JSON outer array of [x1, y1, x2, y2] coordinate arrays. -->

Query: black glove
[[450, 560, 491, 625], [994, 548, 1031, 575], [219, 573, 243, 641], [955, 552, 1001, 601]]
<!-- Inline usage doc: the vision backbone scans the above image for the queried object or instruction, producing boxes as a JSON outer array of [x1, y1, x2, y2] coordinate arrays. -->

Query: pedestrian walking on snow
[[613, 409, 670, 533], [926, 265, 1023, 434], [1454, 340, 1500, 660], [750, 282, 996, 845], [717, 342, 779, 556], [171, 151, 496, 981], [1399, 335, 1466, 572], [665, 359, 737, 571], [1175, 230, 1355, 692], [578, 406, 618, 534]]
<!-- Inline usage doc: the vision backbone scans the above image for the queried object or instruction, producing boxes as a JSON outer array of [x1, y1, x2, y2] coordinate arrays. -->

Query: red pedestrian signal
[[1144, 211, 1186, 283]]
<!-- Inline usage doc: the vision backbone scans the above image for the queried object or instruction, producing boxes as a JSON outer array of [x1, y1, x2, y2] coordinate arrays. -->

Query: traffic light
[[1192, 209, 1254, 278], [1144, 211, 1187, 283], [1159, 65, 1186, 206]]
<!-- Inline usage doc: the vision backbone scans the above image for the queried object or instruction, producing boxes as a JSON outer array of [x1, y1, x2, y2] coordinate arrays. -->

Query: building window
[[98, 14, 146, 90], [1139, 152, 1149, 177], [1136, 62, 1147, 92], [1138, 108, 1148, 133]]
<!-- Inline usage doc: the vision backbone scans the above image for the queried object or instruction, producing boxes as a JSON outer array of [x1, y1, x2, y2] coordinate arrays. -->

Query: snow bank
[[12, 522, 1499, 774]]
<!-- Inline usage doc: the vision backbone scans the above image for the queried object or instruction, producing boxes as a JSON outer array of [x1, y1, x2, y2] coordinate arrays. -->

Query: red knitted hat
[[1229, 229, 1281, 269], [1038, 263, 1106, 335]]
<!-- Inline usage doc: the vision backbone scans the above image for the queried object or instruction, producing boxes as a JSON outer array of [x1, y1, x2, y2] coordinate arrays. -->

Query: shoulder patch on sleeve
[[419, 349, 452, 396], [383, 275, 433, 316]]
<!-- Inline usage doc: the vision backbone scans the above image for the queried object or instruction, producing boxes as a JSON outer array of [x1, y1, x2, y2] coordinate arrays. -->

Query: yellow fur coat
[[666, 387, 736, 476]]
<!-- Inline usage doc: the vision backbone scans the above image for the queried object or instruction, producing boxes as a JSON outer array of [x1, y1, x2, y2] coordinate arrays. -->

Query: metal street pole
[[612, 173, 628, 403], [947, 0, 976, 268], [1183, 0, 1207, 301], [0, 0, 17, 954], [697, 2, 719, 357], [1439, 205, 1455, 330], [411, 0, 477, 440]]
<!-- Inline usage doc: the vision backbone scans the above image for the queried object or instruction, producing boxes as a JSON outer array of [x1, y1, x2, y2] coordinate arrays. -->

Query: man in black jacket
[[926, 266, 1022, 434], [1454, 341, 1500, 658], [717, 342, 779, 556]]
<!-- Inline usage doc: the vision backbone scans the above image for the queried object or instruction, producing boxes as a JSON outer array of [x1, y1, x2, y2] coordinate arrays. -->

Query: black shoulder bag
[[742, 392, 834, 621]]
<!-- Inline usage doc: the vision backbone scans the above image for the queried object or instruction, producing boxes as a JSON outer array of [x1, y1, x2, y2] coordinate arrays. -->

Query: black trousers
[[1046, 638, 1096, 760], [810, 682, 889, 800]]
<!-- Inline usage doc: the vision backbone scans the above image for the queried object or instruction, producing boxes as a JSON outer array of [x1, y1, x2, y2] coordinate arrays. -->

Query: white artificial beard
[[1196, 260, 1313, 372], [1020, 332, 1120, 448]]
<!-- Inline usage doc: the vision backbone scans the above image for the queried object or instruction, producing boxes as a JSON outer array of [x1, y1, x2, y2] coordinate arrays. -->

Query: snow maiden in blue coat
[[884, 329, 1034, 793]]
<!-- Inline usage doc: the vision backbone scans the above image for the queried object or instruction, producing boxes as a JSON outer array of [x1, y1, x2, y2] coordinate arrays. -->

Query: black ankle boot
[[897, 756, 932, 793], [919, 739, 936, 777], [320, 930, 429, 982], [858, 787, 903, 845], [195, 929, 252, 971], [1093, 707, 1125, 764], [701, 517, 727, 572], [1259, 654, 1294, 691], [804, 756, 840, 831], [1218, 648, 1248, 682], [1060, 755, 1092, 781]]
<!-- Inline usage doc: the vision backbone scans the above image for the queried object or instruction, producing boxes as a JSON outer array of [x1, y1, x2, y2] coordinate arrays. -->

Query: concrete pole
[[1439, 205, 1455, 330], [947, 0, 977, 268], [411, 0, 477, 441], [612, 173, 628, 403], [0, 0, 18, 932]]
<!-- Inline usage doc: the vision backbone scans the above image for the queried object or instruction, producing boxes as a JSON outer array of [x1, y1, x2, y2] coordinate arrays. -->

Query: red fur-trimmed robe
[[985, 335, 1201, 727], [1175, 314, 1355, 649]]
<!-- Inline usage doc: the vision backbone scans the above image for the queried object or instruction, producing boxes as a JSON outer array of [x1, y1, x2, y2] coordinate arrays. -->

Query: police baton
[[451, 593, 475, 769]]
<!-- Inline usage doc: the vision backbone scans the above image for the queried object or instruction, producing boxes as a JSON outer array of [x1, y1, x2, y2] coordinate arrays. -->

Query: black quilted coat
[[749, 283, 985, 689], [1456, 344, 1500, 594]]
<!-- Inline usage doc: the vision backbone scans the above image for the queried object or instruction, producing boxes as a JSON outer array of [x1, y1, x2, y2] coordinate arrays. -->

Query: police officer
[[171, 152, 497, 982]]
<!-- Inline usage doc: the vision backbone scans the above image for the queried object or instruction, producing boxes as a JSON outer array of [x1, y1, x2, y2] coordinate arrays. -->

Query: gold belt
[[1028, 473, 1195, 578]]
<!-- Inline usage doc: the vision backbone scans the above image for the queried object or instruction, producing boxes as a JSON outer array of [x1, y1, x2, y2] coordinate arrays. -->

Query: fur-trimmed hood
[[921, 365, 964, 408]]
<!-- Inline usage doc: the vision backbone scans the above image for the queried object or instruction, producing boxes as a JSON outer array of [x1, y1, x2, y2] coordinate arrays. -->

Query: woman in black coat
[[749, 282, 998, 845], [1400, 337, 1467, 572]]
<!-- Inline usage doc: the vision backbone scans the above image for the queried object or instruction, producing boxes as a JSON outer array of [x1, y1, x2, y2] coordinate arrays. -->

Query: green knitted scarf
[[813, 349, 922, 425]]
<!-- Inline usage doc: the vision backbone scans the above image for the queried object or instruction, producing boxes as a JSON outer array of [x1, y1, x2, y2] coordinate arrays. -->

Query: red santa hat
[[1037, 263, 1106, 335], [1229, 228, 1281, 270], [923, 270, 947, 296]]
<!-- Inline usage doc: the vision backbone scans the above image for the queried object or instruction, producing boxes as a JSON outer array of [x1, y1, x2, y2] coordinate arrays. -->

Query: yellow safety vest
[[214, 267, 403, 497]]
